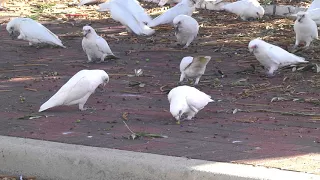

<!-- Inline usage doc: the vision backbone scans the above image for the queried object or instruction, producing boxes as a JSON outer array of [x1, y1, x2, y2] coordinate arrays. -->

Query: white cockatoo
[[168, 85, 213, 121], [39, 70, 109, 112], [147, 0, 198, 28], [6, 17, 66, 48], [173, 15, 199, 48], [179, 56, 211, 85], [222, 0, 264, 20], [82, 25, 117, 63], [293, 11, 318, 48], [97, 0, 154, 36], [248, 38, 308, 76]]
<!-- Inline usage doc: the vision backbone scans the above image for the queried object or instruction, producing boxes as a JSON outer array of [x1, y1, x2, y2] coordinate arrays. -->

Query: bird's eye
[[88, 29, 91, 32], [302, 15, 305, 18], [10, 27, 13, 30]]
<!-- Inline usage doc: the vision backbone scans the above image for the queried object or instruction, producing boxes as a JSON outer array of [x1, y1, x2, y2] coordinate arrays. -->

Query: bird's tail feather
[[141, 24, 155, 36], [39, 97, 61, 112]]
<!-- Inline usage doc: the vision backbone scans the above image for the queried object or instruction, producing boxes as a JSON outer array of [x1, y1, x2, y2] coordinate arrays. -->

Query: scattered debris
[[122, 121, 168, 140], [18, 114, 54, 120]]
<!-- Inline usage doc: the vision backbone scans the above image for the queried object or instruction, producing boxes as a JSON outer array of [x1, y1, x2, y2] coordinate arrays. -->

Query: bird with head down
[[39, 69, 110, 112], [6, 17, 66, 48]]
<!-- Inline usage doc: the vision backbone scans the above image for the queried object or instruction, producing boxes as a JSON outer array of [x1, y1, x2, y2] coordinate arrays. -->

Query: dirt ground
[[0, 0, 320, 176]]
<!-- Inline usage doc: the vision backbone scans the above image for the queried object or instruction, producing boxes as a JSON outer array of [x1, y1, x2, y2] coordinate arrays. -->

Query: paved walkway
[[0, 3, 319, 176]]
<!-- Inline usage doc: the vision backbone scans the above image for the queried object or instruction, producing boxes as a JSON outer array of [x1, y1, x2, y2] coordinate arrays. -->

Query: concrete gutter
[[0, 136, 319, 180]]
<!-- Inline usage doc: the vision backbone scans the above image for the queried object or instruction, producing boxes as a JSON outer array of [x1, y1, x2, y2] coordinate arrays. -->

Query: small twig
[[0, 90, 12, 92], [235, 102, 270, 107], [243, 85, 283, 94], [14, 64, 48, 67], [0, 69, 29, 73], [25, 88, 37, 92], [120, 90, 141, 94], [122, 120, 135, 134], [239, 109, 320, 117], [109, 73, 131, 76]]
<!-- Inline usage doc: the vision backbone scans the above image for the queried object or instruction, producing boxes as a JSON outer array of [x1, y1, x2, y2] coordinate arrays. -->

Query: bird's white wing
[[180, 56, 193, 72], [307, 8, 320, 25], [266, 45, 306, 65], [168, 86, 190, 103], [186, 91, 213, 113], [148, 3, 194, 27], [82, 39, 87, 54], [39, 70, 94, 112], [223, 1, 248, 15], [96, 36, 113, 55], [178, 17, 199, 34], [99, 1, 154, 35], [19, 19, 65, 47], [308, 0, 320, 11], [127, 0, 152, 23]]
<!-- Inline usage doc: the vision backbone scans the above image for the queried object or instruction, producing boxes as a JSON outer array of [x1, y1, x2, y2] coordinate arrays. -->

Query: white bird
[[173, 15, 199, 48], [294, 11, 318, 48], [179, 56, 211, 85], [222, 0, 264, 20], [98, 0, 154, 36], [82, 25, 117, 63], [39, 70, 109, 112], [147, 0, 198, 28], [168, 85, 213, 121], [6, 17, 66, 48], [248, 38, 308, 76]]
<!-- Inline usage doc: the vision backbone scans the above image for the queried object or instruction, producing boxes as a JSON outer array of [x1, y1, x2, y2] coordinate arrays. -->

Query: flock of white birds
[[3, 0, 320, 122]]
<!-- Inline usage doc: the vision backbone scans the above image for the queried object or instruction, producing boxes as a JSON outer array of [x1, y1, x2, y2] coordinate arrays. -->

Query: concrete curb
[[0, 136, 319, 180]]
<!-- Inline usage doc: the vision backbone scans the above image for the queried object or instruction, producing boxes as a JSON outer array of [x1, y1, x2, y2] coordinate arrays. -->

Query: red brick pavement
[[0, 17, 319, 175]]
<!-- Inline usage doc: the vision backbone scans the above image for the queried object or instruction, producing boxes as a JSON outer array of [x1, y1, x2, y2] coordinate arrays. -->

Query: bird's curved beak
[[174, 22, 180, 33], [10, 31, 15, 39], [256, 12, 261, 19], [83, 30, 89, 37], [298, 17, 302, 22], [249, 45, 257, 53], [178, 110, 183, 120], [103, 77, 109, 87]]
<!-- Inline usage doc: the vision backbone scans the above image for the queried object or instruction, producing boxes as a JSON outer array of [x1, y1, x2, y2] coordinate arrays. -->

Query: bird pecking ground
[[0, 0, 320, 175]]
